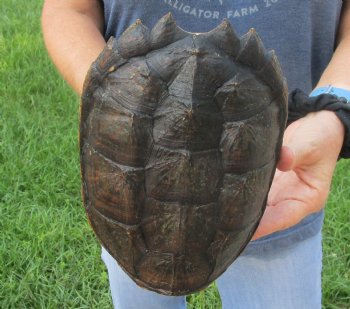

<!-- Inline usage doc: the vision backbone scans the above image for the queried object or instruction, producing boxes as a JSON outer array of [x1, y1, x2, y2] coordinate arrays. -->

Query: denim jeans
[[101, 211, 323, 309]]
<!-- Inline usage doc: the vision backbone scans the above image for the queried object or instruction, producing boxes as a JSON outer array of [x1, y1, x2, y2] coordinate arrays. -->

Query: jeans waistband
[[242, 210, 324, 256]]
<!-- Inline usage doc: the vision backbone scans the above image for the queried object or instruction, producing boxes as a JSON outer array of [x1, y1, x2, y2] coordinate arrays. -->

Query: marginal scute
[[135, 252, 176, 292], [96, 37, 126, 72], [150, 12, 189, 49], [136, 252, 213, 295], [237, 28, 267, 70], [199, 19, 240, 57], [80, 39, 128, 134], [85, 38, 127, 87], [258, 50, 286, 98], [208, 227, 253, 282], [117, 20, 151, 58]]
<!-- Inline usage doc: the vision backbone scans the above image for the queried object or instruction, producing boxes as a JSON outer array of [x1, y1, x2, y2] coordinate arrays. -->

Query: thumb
[[278, 140, 314, 172], [276, 145, 294, 171], [276, 118, 323, 172]]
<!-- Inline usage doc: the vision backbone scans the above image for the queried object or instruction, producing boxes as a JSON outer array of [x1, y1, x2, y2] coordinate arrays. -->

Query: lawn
[[0, 1, 349, 308]]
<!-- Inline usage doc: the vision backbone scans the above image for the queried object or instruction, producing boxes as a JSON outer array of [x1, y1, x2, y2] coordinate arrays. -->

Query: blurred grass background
[[0, 0, 349, 308]]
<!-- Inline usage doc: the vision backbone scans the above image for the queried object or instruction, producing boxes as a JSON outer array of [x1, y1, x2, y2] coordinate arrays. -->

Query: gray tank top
[[102, 0, 342, 93]]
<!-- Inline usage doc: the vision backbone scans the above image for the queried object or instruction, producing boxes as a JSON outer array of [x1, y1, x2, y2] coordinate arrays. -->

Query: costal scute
[[80, 13, 288, 296]]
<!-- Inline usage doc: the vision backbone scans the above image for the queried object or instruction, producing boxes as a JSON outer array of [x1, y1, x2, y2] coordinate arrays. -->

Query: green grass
[[1, 0, 349, 308], [323, 161, 350, 309]]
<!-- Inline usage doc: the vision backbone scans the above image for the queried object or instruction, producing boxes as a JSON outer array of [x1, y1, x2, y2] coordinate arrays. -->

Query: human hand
[[252, 110, 345, 240]]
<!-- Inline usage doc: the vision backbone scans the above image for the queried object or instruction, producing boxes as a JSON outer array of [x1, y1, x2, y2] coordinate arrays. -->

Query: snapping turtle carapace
[[80, 13, 287, 295]]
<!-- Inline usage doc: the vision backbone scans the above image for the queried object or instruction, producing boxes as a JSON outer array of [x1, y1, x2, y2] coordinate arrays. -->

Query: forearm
[[42, 0, 106, 95], [316, 1, 350, 90], [302, 2, 350, 151], [316, 36, 350, 90]]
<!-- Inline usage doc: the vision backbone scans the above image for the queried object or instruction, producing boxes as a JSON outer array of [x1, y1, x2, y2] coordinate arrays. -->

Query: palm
[[252, 111, 343, 240], [256, 169, 325, 239]]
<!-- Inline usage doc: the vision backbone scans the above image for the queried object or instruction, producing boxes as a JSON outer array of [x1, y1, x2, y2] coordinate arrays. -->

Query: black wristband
[[288, 88, 350, 159]]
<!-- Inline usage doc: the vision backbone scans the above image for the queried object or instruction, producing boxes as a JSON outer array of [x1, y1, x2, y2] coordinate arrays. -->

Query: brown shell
[[80, 13, 288, 296]]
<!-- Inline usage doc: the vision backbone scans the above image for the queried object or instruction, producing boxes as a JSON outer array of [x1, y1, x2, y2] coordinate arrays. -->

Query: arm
[[41, 0, 106, 95], [316, 0, 350, 90], [253, 2, 350, 239]]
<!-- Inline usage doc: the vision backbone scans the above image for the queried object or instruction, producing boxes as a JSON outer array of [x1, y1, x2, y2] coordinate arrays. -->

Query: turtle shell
[[80, 13, 287, 296]]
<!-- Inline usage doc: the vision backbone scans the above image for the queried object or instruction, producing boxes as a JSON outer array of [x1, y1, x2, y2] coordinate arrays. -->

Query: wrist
[[287, 88, 350, 158], [309, 86, 350, 158], [310, 85, 350, 102], [305, 111, 345, 149], [283, 110, 343, 170]]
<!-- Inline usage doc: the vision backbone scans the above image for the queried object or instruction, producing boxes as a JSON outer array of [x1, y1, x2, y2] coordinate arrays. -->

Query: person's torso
[[102, 0, 343, 92]]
